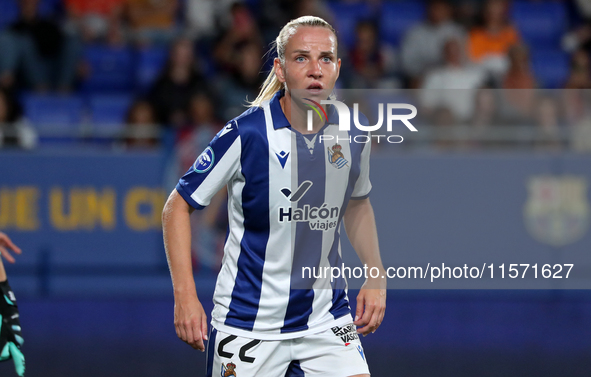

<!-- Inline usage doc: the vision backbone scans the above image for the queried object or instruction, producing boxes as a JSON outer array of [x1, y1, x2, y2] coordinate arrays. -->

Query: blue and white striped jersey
[[176, 90, 372, 340]]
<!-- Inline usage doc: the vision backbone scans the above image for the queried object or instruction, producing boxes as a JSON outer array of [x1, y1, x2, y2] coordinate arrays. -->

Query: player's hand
[[174, 294, 208, 351], [0, 280, 25, 376], [354, 275, 386, 336], [0, 232, 21, 264]]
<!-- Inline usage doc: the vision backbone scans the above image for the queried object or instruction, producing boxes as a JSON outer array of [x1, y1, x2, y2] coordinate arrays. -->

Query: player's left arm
[[343, 198, 387, 336]]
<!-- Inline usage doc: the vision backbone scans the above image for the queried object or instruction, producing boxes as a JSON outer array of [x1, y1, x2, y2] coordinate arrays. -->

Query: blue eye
[[296, 56, 305, 62]]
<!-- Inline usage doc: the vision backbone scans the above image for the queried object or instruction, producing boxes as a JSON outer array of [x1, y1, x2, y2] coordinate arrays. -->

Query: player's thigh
[[206, 328, 290, 377], [292, 324, 370, 377]]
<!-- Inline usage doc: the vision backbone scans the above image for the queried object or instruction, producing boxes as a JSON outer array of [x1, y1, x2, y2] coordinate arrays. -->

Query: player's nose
[[307, 60, 323, 79]]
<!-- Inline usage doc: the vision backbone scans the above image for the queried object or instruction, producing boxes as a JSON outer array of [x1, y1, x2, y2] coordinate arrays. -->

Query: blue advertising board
[[1, 151, 591, 293]]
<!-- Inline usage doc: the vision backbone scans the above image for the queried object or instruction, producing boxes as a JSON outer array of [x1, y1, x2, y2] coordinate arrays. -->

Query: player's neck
[[280, 92, 324, 134]]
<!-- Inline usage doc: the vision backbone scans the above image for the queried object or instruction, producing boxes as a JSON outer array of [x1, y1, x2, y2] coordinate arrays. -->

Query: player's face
[[276, 26, 340, 101]]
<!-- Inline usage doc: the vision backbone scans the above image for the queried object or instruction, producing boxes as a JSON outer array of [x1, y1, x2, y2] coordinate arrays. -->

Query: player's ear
[[336, 58, 341, 80], [274, 57, 286, 83]]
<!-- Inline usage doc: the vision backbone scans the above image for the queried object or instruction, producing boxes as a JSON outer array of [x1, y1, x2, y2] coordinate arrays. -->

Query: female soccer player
[[163, 16, 386, 376]]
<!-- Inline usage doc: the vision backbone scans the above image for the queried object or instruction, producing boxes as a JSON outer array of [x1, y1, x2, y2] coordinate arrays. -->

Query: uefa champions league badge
[[193, 146, 215, 173]]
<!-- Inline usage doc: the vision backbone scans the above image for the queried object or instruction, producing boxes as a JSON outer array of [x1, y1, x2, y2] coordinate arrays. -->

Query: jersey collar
[[270, 90, 291, 130]]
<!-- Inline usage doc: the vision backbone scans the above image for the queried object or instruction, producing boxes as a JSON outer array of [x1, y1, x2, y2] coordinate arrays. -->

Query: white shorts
[[206, 323, 370, 377]]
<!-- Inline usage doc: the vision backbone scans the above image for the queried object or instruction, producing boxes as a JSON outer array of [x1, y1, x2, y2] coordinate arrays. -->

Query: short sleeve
[[350, 135, 372, 200], [176, 122, 241, 209]]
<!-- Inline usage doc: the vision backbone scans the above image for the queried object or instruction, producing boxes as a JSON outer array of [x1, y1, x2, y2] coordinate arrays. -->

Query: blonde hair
[[249, 16, 337, 108]]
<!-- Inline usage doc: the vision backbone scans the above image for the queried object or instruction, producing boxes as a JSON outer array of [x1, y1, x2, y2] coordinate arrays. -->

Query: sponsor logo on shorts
[[331, 324, 359, 346], [221, 361, 237, 376], [356, 345, 365, 361]]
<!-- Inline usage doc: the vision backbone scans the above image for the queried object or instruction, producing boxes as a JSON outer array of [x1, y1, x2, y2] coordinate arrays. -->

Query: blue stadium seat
[[511, 1, 567, 51], [23, 94, 84, 133], [327, 2, 374, 48], [0, 0, 60, 29], [243, 0, 260, 13], [530, 50, 570, 89], [135, 47, 167, 91], [380, 2, 426, 47], [0, 0, 19, 30], [89, 94, 134, 134], [38, 0, 62, 17], [82, 46, 135, 93]]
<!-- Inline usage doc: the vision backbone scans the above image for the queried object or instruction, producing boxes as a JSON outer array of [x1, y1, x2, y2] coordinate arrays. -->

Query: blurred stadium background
[[1, 0, 591, 375]]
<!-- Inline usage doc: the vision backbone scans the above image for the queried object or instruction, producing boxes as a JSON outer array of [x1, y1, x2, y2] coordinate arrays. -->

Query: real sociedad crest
[[327, 143, 348, 169], [193, 146, 215, 173], [221, 362, 237, 376], [524, 175, 589, 246]]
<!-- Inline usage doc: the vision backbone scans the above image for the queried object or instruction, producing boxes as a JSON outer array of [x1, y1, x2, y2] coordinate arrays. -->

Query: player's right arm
[[163, 120, 241, 351], [162, 190, 208, 351]]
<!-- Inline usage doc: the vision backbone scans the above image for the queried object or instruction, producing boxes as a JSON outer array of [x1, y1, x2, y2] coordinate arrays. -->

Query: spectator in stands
[[501, 44, 536, 121], [184, 0, 218, 42], [214, 42, 263, 119], [181, 92, 221, 163], [401, 0, 465, 87], [503, 44, 536, 89], [347, 20, 396, 88], [564, 48, 591, 89], [562, 24, 591, 54], [562, 0, 591, 53], [148, 38, 206, 128], [125, 0, 179, 46], [571, 105, 591, 153], [0, 33, 18, 90], [467, 0, 520, 78], [472, 87, 500, 129], [292, 0, 334, 23], [0, 89, 37, 150], [64, 0, 125, 44], [573, 0, 591, 20], [560, 50, 591, 126], [429, 106, 459, 149], [213, 2, 263, 73], [258, 0, 333, 47], [104, 16, 128, 47], [455, 0, 479, 30], [0, 0, 80, 92], [177, 92, 221, 165], [421, 38, 487, 122], [123, 99, 159, 149], [533, 96, 563, 151], [259, 0, 293, 45]]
